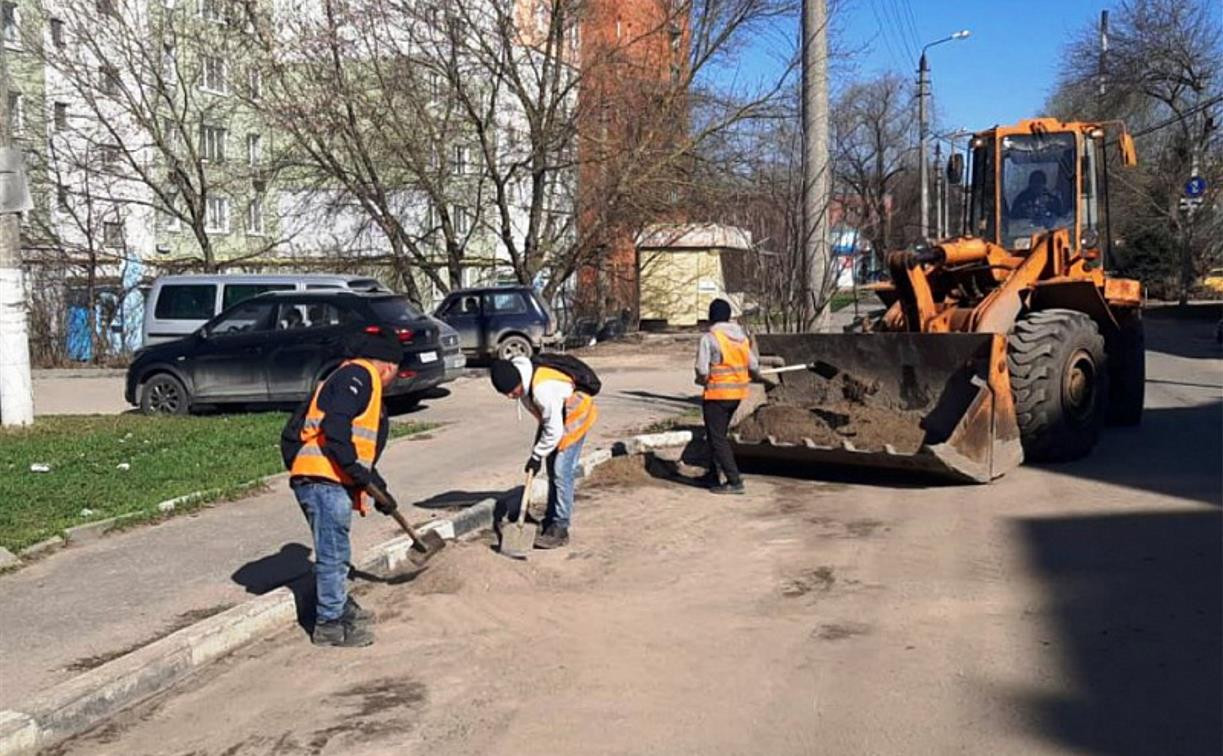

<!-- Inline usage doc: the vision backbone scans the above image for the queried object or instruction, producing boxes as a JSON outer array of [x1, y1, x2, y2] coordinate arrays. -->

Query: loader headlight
[[1081, 229, 1100, 249]]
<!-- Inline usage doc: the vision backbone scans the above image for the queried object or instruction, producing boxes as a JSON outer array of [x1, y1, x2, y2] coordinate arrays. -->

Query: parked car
[[1204, 268, 1223, 296], [142, 274, 392, 346], [126, 291, 446, 414], [433, 286, 561, 361], [430, 315, 467, 381]]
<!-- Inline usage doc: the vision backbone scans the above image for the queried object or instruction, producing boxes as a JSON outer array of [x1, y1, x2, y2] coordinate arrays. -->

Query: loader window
[[999, 133, 1076, 249], [968, 143, 995, 241]]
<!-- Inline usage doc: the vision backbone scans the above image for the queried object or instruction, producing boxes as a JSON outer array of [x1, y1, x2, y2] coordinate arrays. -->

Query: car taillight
[[397, 369, 416, 379], [394, 328, 414, 344], [363, 325, 382, 335]]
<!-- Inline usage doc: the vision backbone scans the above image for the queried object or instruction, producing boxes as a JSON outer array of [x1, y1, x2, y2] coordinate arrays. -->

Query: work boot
[[534, 524, 570, 549], [710, 481, 746, 496], [312, 618, 374, 648], [342, 596, 374, 625]]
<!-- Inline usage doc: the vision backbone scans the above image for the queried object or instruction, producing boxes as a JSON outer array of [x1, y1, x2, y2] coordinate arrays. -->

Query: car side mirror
[[946, 153, 964, 185]]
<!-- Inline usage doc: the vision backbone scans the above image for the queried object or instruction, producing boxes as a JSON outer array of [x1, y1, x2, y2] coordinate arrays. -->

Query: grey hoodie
[[695, 322, 760, 387]]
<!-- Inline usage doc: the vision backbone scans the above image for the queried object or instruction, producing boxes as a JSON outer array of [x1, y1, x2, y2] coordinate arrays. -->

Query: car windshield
[[1000, 132, 1077, 249], [369, 297, 423, 324]]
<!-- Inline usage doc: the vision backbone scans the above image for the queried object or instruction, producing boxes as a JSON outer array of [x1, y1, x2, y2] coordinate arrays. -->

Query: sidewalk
[[0, 355, 699, 709]]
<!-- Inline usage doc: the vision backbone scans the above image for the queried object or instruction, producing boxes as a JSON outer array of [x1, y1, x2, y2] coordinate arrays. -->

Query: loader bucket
[[731, 333, 1023, 483]]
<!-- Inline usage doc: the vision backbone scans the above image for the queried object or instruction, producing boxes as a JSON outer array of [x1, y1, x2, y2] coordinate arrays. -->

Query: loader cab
[[966, 120, 1113, 264]]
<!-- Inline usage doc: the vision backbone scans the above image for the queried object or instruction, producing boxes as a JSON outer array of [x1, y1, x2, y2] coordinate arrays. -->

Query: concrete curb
[[0, 430, 694, 755]]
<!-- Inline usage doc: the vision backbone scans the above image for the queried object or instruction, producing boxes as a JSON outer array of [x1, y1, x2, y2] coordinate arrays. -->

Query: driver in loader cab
[[695, 299, 764, 495], [1012, 170, 1064, 221]]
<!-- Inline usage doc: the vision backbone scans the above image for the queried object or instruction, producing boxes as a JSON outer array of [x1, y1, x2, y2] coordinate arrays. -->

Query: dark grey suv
[[434, 286, 560, 361]]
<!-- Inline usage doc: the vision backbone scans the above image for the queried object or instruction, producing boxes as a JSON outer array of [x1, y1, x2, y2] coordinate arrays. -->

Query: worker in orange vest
[[489, 355, 599, 549], [282, 331, 403, 647], [695, 299, 763, 494]]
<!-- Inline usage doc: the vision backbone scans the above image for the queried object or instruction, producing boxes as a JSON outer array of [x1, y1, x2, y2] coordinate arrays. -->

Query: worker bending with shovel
[[490, 354, 599, 550], [282, 332, 404, 648], [696, 298, 765, 495]]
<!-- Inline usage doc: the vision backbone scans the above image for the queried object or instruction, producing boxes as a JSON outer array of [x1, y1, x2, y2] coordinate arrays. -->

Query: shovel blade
[[499, 522, 535, 560], [406, 530, 446, 567]]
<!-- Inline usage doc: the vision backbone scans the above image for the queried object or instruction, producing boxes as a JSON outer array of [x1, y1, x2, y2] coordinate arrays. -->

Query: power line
[[1127, 94, 1223, 140], [867, 0, 906, 71]]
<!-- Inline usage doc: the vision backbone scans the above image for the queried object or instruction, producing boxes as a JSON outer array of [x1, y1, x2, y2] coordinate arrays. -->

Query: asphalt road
[[43, 314, 1222, 755]]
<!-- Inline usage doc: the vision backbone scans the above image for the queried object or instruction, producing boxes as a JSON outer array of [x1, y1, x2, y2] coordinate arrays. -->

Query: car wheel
[[497, 335, 532, 361], [140, 373, 190, 416]]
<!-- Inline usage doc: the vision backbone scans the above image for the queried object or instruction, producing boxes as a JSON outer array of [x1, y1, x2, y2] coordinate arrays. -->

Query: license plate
[[419, 351, 438, 363]]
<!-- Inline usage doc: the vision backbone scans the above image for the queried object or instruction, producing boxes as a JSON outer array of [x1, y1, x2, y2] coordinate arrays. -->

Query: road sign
[[1185, 175, 1206, 198], [1179, 197, 1204, 211]]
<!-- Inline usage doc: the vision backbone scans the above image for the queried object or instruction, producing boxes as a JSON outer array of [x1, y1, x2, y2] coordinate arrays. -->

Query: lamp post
[[918, 30, 970, 241]]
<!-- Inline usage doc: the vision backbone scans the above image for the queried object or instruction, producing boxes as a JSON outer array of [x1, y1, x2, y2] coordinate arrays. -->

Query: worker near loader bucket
[[489, 355, 599, 549], [281, 331, 403, 648], [695, 299, 763, 495]]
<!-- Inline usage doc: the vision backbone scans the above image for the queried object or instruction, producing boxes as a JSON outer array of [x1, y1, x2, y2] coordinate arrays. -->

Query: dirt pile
[[580, 454, 668, 489], [733, 374, 927, 453]]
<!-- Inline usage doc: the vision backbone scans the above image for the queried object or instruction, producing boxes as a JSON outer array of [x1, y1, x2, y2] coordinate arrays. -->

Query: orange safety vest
[[703, 329, 751, 401], [532, 366, 599, 450], [290, 359, 383, 487]]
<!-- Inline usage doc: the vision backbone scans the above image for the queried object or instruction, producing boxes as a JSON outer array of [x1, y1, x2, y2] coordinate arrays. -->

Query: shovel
[[366, 484, 446, 567], [760, 360, 840, 379], [499, 470, 536, 560]]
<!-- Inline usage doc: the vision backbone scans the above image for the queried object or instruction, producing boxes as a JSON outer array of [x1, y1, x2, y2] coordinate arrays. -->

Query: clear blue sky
[[735, 0, 1106, 132]]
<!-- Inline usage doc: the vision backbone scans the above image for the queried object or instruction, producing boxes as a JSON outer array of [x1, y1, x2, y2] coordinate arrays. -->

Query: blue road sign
[[1185, 175, 1206, 198]]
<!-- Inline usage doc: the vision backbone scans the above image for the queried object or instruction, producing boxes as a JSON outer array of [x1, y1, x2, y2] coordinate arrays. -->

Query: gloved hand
[[524, 454, 542, 475], [366, 484, 398, 515]]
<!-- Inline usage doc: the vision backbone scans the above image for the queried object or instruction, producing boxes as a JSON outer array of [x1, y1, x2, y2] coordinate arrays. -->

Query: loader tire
[[1107, 313, 1145, 426], [1008, 309, 1109, 462]]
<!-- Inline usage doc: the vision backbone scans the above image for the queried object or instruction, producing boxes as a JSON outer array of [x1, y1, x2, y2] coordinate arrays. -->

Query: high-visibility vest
[[290, 359, 383, 485], [532, 365, 598, 450], [703, 330, 751, 401]]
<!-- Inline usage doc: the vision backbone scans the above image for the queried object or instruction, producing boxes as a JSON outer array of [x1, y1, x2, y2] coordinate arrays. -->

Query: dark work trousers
[[702, 399, 741, 485]]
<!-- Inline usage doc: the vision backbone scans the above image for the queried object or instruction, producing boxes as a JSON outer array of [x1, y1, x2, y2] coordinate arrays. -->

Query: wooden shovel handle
[[517, 470, 536, 526], [366, 484, 426, 544]]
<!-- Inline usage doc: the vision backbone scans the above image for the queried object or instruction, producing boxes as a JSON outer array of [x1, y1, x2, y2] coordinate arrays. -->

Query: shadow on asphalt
[[230, 543, 315, 634], [1035, 402, 1223, 507], [1014, 508, 1222, 755], [617, 389, 702, 409], [413, 489, 511, 510], [1144, 305, 1222, 361]]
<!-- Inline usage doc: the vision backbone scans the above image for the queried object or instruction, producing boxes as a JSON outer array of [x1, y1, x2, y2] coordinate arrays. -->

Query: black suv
[[434, 286, 560, 361], [126, 291, 446, 414]]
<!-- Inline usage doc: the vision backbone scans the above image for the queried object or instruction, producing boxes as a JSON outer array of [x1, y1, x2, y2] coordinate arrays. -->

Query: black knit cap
[[708, 298, 732, 324], [489, 359, 523, 394], [348, 331, 404, 364]]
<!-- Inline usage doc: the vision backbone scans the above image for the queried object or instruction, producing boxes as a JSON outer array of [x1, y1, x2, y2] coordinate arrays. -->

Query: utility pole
[[0, 36, 34, 426], [1098, 10, 1109, 103], [934, 141, 944, 239], [918, 52, 930, 241], [802, 0, 830, 331]]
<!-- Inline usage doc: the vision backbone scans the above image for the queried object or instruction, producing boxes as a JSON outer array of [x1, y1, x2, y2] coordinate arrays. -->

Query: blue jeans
[[545, 435, 586, 529], [293, 481, 352, 623]]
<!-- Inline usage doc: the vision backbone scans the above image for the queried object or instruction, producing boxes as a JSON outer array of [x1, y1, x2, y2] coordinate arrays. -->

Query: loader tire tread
[[1008, 309, 1109, 463]]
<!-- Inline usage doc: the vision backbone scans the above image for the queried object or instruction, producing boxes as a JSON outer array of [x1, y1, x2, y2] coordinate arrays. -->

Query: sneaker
[[342, 596, 374, 625], [312, 619, 374, 647], [534, 524, 570, 549], [710, 482, 745, 496]]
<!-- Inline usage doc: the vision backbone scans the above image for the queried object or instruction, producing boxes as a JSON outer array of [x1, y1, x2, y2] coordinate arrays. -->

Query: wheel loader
[[732, 117, 1145, 482]]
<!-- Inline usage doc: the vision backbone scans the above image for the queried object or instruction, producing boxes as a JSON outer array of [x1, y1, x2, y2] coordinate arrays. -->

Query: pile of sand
[[733, 384, 927, 453]]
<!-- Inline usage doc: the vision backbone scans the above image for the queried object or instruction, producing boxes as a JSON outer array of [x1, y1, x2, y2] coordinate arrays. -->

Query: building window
[[50, 17, 64, 48], [7, 92, 21, 134], [99, 64, 120, 96], [2, 3, 18, 47], [452, 144, 468, 175], [103, 221, 123, 247], [205, 195, 230, 233], [53, 101, 68, 131], [100, 144, 122, 168], [248, 67, 261, 100], [199, 0, 224, 23], [246, 133, 261, 166], [162, 42, 177, 84], [199, 124, 225, 162], [161, 193, 180, 231], [201, 56, 227, 94], [247, 194, 264, 235], [56, 185, 69, 211], [96, 0, 116, 17], [452, 205, 468, 235]]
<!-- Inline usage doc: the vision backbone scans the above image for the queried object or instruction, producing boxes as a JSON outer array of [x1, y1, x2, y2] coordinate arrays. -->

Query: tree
[[1049, 0, 1222, 301]]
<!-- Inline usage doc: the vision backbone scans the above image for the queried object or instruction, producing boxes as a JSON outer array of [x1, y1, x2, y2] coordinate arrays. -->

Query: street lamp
[[918, 29, 970, 241]]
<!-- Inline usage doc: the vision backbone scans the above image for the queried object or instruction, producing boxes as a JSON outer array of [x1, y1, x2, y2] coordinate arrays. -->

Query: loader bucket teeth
[[733, 333, 1023, 483]]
